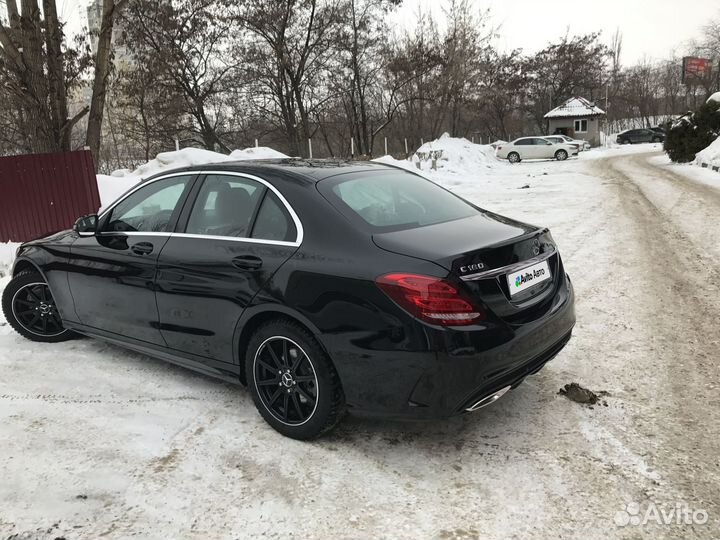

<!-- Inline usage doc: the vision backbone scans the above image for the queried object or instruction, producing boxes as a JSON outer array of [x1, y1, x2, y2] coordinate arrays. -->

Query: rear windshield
[[318, 170, 479, 232]]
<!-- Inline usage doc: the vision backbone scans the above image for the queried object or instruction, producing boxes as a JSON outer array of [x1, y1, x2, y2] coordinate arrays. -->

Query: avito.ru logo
[[515, 267, 546, 287]]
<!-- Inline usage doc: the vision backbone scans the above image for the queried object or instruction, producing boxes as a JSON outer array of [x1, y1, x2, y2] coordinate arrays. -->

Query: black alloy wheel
[[1, 271, 72, 342], [254, 336, 319, 425], [246, 320, 345, 439]]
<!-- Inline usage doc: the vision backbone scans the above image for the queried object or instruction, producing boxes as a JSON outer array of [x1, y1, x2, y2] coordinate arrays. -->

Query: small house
[[544, 97, 606, 147]]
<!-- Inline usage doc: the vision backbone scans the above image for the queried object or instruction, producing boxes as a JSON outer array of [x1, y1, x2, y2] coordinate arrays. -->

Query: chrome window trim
[[97, 231, 172, 238], [170, 233, 299, 247], [460, 246, 557, 281], [97, 170, 304, 247]]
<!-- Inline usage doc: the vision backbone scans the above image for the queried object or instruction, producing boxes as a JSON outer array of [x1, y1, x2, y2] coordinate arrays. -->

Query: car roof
[[142, 158, 401, 184]]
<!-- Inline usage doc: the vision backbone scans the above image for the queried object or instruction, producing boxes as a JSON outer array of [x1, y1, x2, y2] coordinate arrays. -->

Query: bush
[[664, 101, 720, 163]]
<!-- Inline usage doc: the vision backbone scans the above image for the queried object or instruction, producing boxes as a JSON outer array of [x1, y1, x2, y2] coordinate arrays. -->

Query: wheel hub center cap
[[281, 372, 295, 388], [39, 303, 51, 314]]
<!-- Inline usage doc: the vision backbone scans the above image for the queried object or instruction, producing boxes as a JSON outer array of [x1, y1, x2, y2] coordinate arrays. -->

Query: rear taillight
[[376, 273, 484, 326]]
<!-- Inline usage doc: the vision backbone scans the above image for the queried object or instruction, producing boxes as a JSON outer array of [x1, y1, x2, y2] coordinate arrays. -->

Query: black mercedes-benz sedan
[[1, 160, 575, 439]]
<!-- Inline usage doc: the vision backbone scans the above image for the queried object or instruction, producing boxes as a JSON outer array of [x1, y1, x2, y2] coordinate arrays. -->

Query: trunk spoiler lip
[[459, 245, 557, 282]]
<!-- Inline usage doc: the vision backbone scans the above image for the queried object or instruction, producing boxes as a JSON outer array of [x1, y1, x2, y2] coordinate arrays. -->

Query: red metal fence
[[0, 150, 99, 243]]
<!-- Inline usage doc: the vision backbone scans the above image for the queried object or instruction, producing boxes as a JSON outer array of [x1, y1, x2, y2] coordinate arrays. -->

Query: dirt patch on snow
[[558, 382, 609, 406]]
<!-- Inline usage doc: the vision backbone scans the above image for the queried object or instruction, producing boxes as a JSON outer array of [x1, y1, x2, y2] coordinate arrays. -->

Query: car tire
[[555, 149, 568, 161], [1, 271, 74, 343], [507, 152, 521, 164], [245, 320, 345, 439], [652, 137, 662, 143], [620, 139, 630, 145]]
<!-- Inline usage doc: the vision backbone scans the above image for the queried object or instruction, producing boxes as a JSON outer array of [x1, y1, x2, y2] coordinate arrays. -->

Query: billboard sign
[[682, 57, 712, 85]]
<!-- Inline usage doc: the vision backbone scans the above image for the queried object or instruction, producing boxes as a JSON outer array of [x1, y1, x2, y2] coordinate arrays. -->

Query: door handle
[[231, 255, 263, 270], [131, 242, 154, 255]]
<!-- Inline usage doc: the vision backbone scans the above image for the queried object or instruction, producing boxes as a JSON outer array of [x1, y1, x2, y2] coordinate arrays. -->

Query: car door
[[67, 173, 196, 345], [513, 138, 532, 159], [533, 138, 553, 159], [154, 172, 302, 364]]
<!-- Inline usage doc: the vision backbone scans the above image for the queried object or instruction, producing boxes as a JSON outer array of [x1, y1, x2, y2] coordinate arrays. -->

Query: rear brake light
[[376, 273, 484, 326]]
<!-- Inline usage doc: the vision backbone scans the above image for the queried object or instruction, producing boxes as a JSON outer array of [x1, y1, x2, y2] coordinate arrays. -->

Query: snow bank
[[695, 137, 720, 167], [371, 155, 432, 179], [98, 146, 290, 210], [110, 148, 234, 179], [0, 242, 19, 277], [229, 146, 290, 160], [412, 133, 499, 175]]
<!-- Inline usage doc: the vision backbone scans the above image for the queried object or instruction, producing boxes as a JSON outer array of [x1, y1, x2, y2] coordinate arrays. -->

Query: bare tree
[[333, 0, 400, 155], [0, 0, 90, 153], [123, 0, 240, 152], [86, 0, 122, 165], [524, 32, 611, 131], [235, 0, 342, 156]]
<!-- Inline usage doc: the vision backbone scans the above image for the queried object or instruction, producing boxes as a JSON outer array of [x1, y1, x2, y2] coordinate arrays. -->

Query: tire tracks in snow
[[588, 153, 720, 520], [0, 389, 237, 405]]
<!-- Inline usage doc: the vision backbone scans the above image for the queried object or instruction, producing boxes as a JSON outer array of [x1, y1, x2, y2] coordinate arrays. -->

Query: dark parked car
[[616, 128, 664, 144], [1, 161, 575, 439]]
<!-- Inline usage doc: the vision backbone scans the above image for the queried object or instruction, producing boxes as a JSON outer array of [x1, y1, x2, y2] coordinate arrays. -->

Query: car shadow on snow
[[42, 335, 557, 448]]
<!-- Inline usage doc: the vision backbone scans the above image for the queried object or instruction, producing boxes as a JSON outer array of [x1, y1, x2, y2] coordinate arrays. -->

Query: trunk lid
[[372, 213, 561, 320]]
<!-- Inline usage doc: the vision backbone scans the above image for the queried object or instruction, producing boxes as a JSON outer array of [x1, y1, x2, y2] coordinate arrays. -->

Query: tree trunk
[[86, 0, 116, 170], [42, 0, 70, 150]]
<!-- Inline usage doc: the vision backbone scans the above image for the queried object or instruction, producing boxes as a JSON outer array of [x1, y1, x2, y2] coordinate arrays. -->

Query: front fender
[[12, 254, 49, 281]]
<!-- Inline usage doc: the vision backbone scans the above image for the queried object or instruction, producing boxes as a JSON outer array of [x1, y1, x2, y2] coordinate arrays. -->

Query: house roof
[[544, 97, 606, 119]]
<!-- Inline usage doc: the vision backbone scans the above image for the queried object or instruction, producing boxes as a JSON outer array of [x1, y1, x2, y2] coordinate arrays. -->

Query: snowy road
[[1, 149, 719, 539]]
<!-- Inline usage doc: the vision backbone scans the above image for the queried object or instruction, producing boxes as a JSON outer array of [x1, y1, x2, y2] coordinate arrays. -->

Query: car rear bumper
[[334, 277, 575, 420]]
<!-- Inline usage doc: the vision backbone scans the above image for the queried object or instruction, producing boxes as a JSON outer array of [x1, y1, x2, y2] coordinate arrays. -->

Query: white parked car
[[495, 137, 578, 163], [546, 134, 591, 151]]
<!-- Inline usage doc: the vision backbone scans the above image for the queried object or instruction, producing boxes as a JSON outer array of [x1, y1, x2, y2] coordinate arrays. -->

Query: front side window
[[104, 175, 192, 233], [186, 175, 263, 238], [320, 170, 478, 232], [574, 119, 588, 133]]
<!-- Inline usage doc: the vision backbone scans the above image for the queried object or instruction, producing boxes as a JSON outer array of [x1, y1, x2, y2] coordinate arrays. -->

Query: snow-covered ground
[[2, 142, 720, 539]]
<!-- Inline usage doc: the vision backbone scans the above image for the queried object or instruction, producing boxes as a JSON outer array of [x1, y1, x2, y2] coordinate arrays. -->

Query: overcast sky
[[55, 0, 717, 64], [392, 0, 718, 63]]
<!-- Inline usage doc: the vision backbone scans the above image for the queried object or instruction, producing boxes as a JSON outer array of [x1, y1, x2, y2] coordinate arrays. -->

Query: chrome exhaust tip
[[465, 385, 512, 412]]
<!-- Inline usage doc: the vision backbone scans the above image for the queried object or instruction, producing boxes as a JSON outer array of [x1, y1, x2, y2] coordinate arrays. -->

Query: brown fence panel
[[0, 150, 99, 243]]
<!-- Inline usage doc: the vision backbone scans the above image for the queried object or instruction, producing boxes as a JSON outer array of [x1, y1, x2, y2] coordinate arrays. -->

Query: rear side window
[[514, 139, 531, 145], [319, 170, 478, 232], [186, 174, 263, 237], [251, 191, 296, 242]]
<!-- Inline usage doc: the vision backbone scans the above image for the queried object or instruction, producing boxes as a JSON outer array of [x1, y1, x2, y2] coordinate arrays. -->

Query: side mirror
[[74, 214, 98, 235]]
